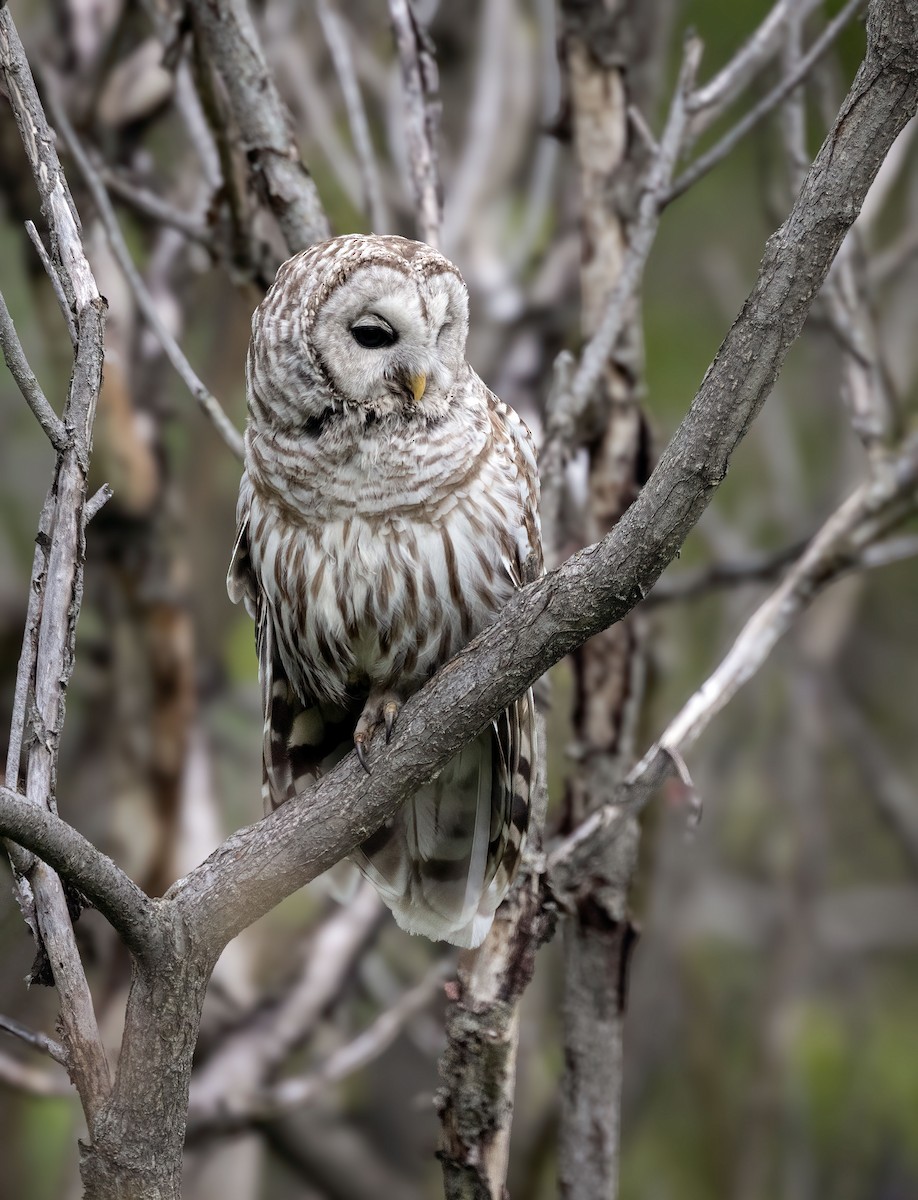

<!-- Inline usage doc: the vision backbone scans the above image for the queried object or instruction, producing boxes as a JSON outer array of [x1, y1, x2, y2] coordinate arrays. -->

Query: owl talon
[[384, 700, 400, 743], [354, 736, 372, 775]]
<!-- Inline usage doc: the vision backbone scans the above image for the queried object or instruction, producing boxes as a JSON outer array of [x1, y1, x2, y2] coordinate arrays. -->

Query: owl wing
[[228, 479, 353, 813]]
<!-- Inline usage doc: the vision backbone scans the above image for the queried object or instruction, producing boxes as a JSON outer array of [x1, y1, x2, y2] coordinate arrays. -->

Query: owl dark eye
[[351, 321, 398, 349]]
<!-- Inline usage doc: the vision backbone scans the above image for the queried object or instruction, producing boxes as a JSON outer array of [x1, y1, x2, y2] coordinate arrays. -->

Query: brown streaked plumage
[[228, 234, 542, 948]]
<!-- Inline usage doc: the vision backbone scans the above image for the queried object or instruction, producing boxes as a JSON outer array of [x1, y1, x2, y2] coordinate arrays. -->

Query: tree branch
[[0, 3, 112, 1124], [44, 82, 246, 462], [540, 34, 702, 552], [552, 429, 918, 880], [0, 788, 160, 956], [0, 288, 68, 450], [0, 1012, 67, 1065], [387, 0, 442, 247], [668, 0, 866, 204], [186, 0, 330, 255]]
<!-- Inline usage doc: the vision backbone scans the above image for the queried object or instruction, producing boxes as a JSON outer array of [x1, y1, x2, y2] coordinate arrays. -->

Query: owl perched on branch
[[228, 234, 542, 948]]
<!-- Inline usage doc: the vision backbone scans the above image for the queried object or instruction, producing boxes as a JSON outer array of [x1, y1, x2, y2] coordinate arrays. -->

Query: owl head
[[248, 235, 471, 433]]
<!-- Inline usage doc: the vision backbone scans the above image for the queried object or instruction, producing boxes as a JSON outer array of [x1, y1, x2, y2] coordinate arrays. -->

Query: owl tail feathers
[[350, 729, 513, 949]]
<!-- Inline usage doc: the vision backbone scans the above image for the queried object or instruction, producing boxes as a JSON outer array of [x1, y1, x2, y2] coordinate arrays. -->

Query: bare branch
[[540, 35, 703, 552], [189, 883, 382, 1128], [44, 85, 246, 462], [83, 483, 113, 524], [190, 958, 450, 1134], [440, 0, 512, 253], [317, 0, 391, 233], [265, 959, 449, 1115], [0, 288, 67, 450], [668, 0, 865, 204], [688, 0, 824, 140], [24, 221, 77, 346], [186, 0, 330, 254], [387, 0, 442, 246], [0, 1012, 67, 1065], [99, 168, 216, 246], [0, 787, 160, 955], [0, 3, 111, 1122]]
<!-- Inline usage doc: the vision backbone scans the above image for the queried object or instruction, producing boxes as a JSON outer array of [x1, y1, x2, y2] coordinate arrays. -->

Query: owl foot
[[353, 690, 403, 774]]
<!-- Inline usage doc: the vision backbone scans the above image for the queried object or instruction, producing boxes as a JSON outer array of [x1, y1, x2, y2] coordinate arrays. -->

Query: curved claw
[[384, 701, 400, 743], [354, 736, 372, 775]]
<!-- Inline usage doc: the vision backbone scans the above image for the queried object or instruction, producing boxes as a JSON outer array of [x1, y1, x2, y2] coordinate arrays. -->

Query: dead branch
[[552, 430, 918, 880], [668, 0, 866, 204], [0, 289, 67, 450], [186, 0, 330, 254], [0, 3, 111, 1125], [540, 35, 701, 553], [44, 85, 246, 462], [317, 0, 390, 233], [0, 1012, 67, 1065], [387, 0, 442, 246]]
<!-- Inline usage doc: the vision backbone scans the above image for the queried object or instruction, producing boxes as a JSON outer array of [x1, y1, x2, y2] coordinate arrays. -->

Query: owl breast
[[246, 429, 526, 711]]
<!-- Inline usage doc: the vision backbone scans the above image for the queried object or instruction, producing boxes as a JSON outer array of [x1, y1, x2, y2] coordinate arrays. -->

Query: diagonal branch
[[0, 788, 160, 956], [668, 0, 866, 204], [43, 83, 246, 462], [0, 289, 68, 450], [168, 0, 918, 963], [0, 1012, 67, 1065]]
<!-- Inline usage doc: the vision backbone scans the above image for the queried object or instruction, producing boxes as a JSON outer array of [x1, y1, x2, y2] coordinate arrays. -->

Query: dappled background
[[2, 0, 918, 1197]]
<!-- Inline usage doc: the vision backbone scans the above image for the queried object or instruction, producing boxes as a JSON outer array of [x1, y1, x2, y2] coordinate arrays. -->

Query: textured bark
[[78, 915, 213, 1199], [186, 0, 330, 255]]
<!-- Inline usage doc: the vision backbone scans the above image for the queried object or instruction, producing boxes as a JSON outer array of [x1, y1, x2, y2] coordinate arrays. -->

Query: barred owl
[[228, 234, 542, 948]]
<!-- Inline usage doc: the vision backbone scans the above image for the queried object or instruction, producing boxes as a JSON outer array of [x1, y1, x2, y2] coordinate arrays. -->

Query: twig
[[644, 538, 809, 604], [44, 83, 245, 462], [440, 0, 511, 253], [0, 1012, 68, 1065], [828, 686, 918, 875], [25, 222, 77, 347], [779, 9, 896, 455], [190, 958, 450, 1134], [188, 883, 383, 1128], [387, 0, 442, 246], [0, 288, 68, 451], [266, 960, 450, 1114], [668, 0, 865, 204], [83, 483, 113, 524], [540, 35, 702, 554], [688, 0, 824, 141], [317, 0, 390, 233], [99, 168, 216, 246]]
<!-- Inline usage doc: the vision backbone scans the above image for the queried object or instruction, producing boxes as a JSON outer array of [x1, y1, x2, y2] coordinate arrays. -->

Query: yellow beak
[[410, 373, 427, 403]]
